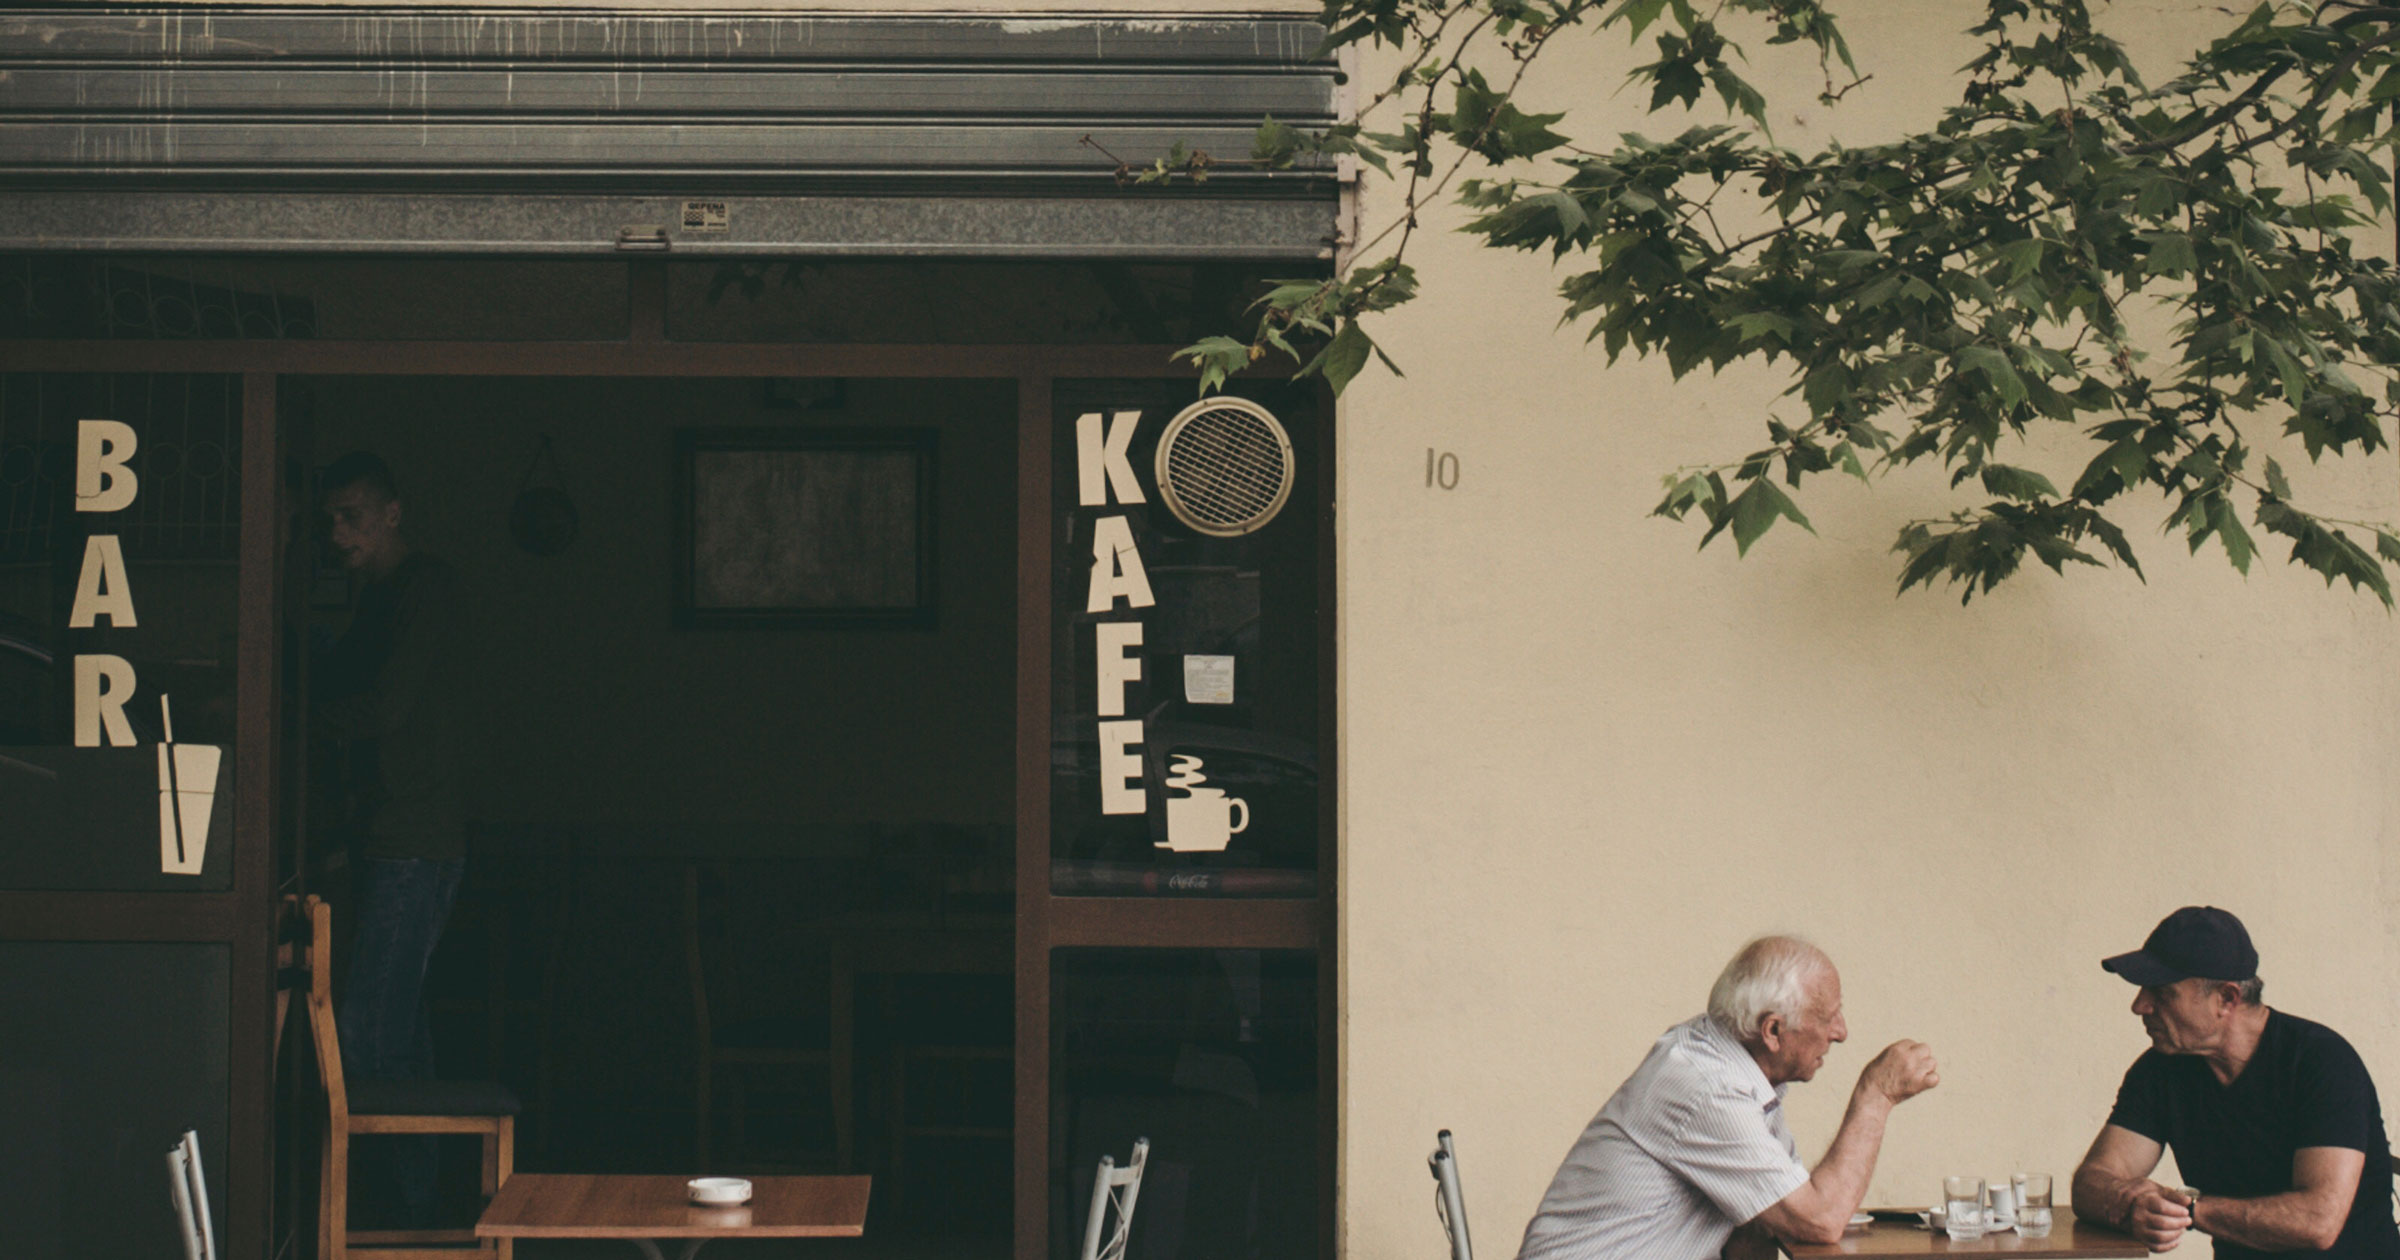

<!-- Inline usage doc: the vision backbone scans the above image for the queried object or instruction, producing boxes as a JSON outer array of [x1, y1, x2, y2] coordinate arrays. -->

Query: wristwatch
[[2183, 1187, 2206, 1234]]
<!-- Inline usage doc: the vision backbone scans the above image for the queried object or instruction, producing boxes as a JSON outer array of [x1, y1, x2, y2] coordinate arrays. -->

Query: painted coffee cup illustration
[[1159, 754, 1251, 853]]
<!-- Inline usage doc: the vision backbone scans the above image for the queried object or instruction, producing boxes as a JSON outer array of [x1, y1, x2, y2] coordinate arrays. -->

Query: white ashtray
[[688, 1177, 753, 1206]]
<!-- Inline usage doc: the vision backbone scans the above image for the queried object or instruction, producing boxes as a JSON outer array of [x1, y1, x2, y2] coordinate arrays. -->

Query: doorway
[[290, 374, 1018, 1255]]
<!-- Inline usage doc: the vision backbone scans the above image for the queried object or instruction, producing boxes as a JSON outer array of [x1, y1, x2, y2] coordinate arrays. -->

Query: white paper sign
[[1183, 655, 1235, 705]]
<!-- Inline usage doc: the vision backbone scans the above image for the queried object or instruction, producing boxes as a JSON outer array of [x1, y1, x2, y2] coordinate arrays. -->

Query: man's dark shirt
[[318, 552, 465, 861], [2108, 1009, 2399, 1259]]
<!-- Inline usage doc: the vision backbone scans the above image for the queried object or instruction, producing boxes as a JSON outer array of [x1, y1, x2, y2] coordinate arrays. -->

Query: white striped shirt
[[1517, 1015, 1810, 1260]]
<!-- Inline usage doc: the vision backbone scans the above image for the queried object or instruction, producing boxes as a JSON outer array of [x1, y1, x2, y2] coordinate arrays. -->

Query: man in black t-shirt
[[2072, 906, 2399, 1257]]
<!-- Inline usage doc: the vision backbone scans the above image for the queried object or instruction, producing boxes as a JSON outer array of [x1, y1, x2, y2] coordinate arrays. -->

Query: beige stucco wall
[[1337, 3, 2400, 1258]]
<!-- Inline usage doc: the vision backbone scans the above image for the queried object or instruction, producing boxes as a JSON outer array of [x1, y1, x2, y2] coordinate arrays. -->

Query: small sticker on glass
[[1183, 655, 1235, 705]]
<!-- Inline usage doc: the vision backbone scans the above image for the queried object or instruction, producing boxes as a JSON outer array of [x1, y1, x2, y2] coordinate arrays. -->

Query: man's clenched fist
[[1859, 1040, 1940, 1104]]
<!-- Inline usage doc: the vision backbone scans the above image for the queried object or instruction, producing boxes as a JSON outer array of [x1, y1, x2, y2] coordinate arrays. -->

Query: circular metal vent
[[1154, 397, 1295, 537]]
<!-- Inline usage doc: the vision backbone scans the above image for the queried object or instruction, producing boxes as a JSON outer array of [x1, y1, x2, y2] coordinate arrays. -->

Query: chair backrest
[[167, 1129, 218, 1260], [1430, 1129, 1472, 1260], [299, 895, 349, 1131], [682, 865, 717, 1045], [1078, 1137, 1150, 1260]]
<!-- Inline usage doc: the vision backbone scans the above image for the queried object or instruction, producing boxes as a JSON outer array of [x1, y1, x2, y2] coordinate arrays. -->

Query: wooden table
[[476, 1174, 871, 1260], [1785, 1217, 2148, 1258]]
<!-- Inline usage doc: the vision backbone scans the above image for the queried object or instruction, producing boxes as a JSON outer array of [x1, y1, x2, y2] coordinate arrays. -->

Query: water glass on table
[[2016, 1173, 2054, 1238], [1944, 1176, 1988, 1241]]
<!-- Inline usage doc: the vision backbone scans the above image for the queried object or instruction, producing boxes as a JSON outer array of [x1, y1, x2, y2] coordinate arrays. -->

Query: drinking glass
[[1944, 1176, 1988, 1241], [2017, 1173, 2054, 1238]]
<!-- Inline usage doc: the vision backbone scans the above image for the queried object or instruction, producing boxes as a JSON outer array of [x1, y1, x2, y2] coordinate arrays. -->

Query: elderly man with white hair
[[1515, 935, 1940, 1260]]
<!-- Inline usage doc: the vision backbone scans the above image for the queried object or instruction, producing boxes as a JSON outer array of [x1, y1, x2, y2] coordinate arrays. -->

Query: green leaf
[[1980, 464, 2060, 503], [1997, 238, 2047, 283], [2260, 338, 2310, 409], [1725, 478, 1815, 556], [1613, 0, 1672, 40], [2141, 231, 2197, 277], [1958, 346, 2027, 411], [1449, 69, 1569, 163], [1175, 336, 1254, 396], [1311, 320, 1375, 395], [1251, 115, 1301, 169], [2212, 496, 2256, 574], [1835, 441, 1868, 482], [2265, 457, 2292, 500], [1728, 312, 1797, 344]]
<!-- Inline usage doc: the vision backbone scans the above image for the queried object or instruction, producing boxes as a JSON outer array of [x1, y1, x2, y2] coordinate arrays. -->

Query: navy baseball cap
[[2102, 906, 2259, 986]]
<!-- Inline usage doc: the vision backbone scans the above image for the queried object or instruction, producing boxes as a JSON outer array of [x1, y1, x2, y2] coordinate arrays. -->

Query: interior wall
[[1338, 3, 2400, 1259], [307, 375, 1017, 837]]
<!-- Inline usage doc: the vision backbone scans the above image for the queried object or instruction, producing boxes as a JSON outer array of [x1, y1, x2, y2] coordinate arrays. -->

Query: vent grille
[[1154, 397, 1294, 537]]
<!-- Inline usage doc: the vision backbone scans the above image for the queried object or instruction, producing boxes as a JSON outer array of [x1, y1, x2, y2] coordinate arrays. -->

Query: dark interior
[[302, 375, 1019, 1257]]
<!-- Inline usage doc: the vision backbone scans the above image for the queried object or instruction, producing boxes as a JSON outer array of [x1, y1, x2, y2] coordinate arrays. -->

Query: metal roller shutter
[[0, 7, 1343, 257]]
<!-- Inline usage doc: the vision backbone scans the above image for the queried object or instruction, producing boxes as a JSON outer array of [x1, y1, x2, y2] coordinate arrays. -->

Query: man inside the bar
[[2072, 906, 2399, 1257], [1515, 935, 1941, 1260], [317, 450, 471, 1227]]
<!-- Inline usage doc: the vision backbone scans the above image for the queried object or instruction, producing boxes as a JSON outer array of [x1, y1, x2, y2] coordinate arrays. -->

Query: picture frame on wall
[[672, 426, 937, 629]]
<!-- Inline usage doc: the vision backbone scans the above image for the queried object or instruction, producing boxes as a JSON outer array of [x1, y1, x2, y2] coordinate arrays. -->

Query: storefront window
[[1050, 383, 1323, 897], [0, 373, 240, 889], [1051, 948, 1319, 1260]]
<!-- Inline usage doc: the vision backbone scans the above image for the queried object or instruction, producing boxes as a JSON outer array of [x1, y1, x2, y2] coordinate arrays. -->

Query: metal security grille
[[0, 374, 242, 567], [0, 8, 1343, 258], [0, 257, 317, 341], [1155, 397, 1294, 537]]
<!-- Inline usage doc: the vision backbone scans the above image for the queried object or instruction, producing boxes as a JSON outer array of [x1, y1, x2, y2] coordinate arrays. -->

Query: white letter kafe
[[1077, 411, 1151, 815]]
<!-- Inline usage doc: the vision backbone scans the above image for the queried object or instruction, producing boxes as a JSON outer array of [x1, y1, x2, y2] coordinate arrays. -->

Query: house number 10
[[1425, 448, 1460, 490]]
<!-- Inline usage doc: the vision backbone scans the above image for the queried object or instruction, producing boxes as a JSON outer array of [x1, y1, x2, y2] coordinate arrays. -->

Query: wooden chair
[[1429, 1129, 1473, 1260], [685, 864, 852, 1172], [300, 894, 519, 1260], [843, 921, 1010, 1212], [1079, 1137, 1150, 1260]]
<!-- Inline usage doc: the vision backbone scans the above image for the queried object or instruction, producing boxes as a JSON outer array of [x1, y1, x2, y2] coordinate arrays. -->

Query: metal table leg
[[627, 1240, 709, 1260]]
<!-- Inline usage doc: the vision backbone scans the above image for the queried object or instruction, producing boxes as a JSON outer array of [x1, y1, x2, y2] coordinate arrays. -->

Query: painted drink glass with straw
[[156, 696, 221, 877]]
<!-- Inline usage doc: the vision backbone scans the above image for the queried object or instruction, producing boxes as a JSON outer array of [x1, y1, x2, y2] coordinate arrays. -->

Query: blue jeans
[[338, 856, 465, 1226]]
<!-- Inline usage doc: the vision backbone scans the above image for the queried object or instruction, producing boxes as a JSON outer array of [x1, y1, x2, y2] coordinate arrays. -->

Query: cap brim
[[2101, 950, 2185, 986]]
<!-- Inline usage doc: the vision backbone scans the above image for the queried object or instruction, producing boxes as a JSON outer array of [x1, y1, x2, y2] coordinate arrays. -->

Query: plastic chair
[[301, 894, 519, 1260], [1429, 1129, 1472, 1260], [167, 1129, 217, 1260], [1079, 1137, 1150, 1260]]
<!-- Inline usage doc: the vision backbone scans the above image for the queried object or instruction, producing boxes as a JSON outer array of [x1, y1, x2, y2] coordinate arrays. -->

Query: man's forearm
[[2071, 1166, 2143, 1229], [2193, 1191, 2348, 1252], [1805, 1090, 1894, 1213]]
